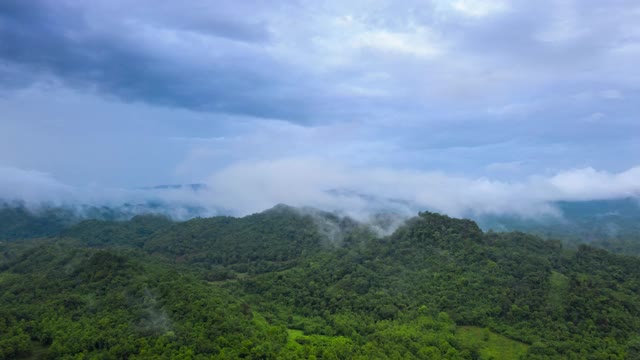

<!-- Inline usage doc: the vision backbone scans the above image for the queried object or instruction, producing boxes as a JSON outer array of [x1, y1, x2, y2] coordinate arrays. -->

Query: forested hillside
[[2, 205, 640, 359], [477, 198, 640, 256]]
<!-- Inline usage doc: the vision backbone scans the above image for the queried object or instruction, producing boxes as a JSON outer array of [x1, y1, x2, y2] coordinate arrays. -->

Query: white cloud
[[600, 89, 623, 99], [545, 167, 640, 200], [534, 0, 590, 44], [353, 28, 444, 58], [485, 161, 523, 173], [2, 162, 639, 223], [486, 101, 539, 118], [571, 89, 625, 102], [0, 167, 74, 204], [450, 0, 510, 18], [201, 161, 640, 218], [582, 112, 605, 123], [535, 21, 589, 44]]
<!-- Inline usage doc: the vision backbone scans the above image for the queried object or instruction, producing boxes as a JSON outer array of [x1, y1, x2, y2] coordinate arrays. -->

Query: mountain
[[2, 205, 640, 358], [5, 195, 640, 256], [144, 183, 208, 191], [0, 201, 80, 240], [477, 197, 640, 255]]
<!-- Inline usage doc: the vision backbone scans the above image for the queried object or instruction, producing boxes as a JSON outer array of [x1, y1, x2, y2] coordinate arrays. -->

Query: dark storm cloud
[[0, 0, 319, 121], [1, 0, 638, 126]]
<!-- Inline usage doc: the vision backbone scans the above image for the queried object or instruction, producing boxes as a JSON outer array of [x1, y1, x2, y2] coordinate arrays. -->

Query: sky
[[0, 0, 639, 218]]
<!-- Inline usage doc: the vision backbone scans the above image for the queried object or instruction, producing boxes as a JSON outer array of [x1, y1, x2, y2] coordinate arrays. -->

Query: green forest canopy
[[2, 205, 640, 359]]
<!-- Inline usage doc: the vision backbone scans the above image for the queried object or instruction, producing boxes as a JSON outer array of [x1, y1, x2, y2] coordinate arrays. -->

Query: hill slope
[[2, 207, 640, 359]]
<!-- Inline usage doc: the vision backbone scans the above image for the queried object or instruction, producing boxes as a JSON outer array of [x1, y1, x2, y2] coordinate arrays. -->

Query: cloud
[[1, 0, 639, 125], [0, 167, 74, 204], [352, 28, 444, 58], [202, 160, 640, 219], [2, 162, 639, 225], [0, 0, 640, 211], [0, 0, 316, 122], [582, 112, 605, 123], [600, 89, 623, 99], [485, 161, 524, 173], [0, 166, 221, 219], [449, 0, 510, 18], [545, 167, 640, 200]]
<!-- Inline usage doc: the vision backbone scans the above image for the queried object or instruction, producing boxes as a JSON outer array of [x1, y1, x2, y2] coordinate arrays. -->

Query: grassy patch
[[456, 326, 529, 360], [548, 270, 569, 309], [286, 329, 305, 349]]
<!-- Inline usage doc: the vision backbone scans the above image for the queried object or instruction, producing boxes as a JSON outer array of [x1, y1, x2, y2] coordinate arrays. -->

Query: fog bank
[[2, 163, 639, 224]]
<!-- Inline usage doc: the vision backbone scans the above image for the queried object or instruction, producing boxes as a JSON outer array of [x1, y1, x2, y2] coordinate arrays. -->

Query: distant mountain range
[[142, 183, 209, 191], [1, 186, 639, 252], [475, 198, 640, 241]]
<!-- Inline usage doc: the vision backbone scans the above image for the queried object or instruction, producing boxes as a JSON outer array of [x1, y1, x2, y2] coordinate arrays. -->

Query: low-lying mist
[[1, 162, 639, 231]]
